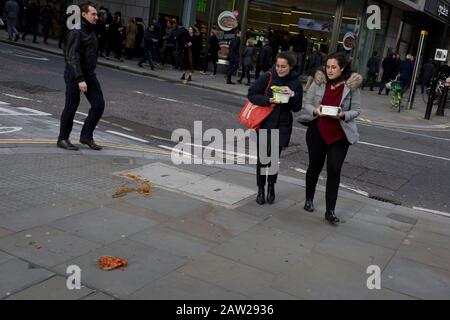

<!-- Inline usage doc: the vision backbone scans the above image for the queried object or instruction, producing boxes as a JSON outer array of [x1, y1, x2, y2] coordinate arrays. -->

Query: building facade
[[71, 0, 449, 74]]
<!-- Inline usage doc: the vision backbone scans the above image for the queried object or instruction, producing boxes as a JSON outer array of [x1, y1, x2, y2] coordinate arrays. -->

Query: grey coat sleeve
[[343, 89, 361, 122]]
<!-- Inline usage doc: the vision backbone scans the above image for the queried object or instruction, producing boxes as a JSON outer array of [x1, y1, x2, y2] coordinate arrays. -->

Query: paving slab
[[50, 207, 158, 245], [353, 206, 414, 233], [82, 292, 117, 300], [0, 226, 102, 268], [406, 228, 450, 249], [52, 239, 187, 299], [272, 252, 371, 300], [177, 253, 274, 298], [0, 227, 13, 238], [211, 224, 310, 274], [382, 257, 450, 299], [6, 276, 94, 300], [314, 233, 396, 270], [0, 258, 54, 299], [125, 271, 248, 300], [130, 225, 215, 258], [335, 218, 407, 250], [125, 188, 209, 218], [397, 239, 450, 272], [251, 287, 300, 300], [0, 250, 14, 265]]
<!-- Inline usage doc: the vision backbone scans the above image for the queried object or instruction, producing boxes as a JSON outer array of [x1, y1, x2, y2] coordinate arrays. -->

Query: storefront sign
[[438, 3, 449, 17], [435, 48, 448, 61], [343, 32, 357, 51], [218, 11, 238, 31]]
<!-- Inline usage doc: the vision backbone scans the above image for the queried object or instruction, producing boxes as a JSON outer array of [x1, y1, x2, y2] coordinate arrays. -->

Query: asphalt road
[[1, 42, 449, 214]]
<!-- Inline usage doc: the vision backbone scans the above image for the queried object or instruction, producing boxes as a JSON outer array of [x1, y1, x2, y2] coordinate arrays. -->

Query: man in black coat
[[226, 29, 241, 84], [289, 30, 308, 73], [421, 58, 435, 94], [175, 23, 188, 69], [379, 53, 395, 95], [21, 0, 39, 43], [365, 51, 380, 91], [58, 2, 104, 151], [255, 38, 272, 79]]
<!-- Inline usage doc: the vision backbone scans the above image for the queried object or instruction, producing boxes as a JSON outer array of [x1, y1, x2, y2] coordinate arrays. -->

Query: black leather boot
[[304, 199, 314, 212], [267, 183, 275, 204], [256, 187, 265, 205], [325, 209, 340, 225]]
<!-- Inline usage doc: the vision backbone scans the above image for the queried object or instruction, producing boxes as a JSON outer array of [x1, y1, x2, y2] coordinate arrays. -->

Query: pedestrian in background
[[399, 54, 414, 92], [203, 29, 220, 75], [365, 51, 380, 91], [180, 26, 195, 82], [58, 2, 105, 151], [138, 23, 157, 70], [247, 51, 303, 205], [421, 58, 435, 94], [192, 24, 202, 71], [226, 29, 241, 84], [4, 0, 20, 41], [238, 38, 255, 86], [40, 0, 53, 44], [304, 45, 324, 92], [162, 19, 176, 67], [124, 17, 137, 59], [255, 38, 272, 79], [21, 0, 39, 43], [379, 53, 395, 95], [302, 52, 362, 225]]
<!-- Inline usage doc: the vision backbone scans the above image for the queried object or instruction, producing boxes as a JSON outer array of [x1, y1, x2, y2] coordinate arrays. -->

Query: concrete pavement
[[1, 98, 450, 300]]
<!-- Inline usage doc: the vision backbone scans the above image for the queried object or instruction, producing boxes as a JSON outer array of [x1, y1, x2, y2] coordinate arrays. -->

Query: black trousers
[[305, 121, 350, 211], [227, 59, 239, 81], [59, 71, 105, 141], [256, 131, 283, 187]]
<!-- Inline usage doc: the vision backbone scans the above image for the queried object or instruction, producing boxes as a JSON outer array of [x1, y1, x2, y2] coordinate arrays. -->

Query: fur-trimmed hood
[[313, 70, 363, 91]]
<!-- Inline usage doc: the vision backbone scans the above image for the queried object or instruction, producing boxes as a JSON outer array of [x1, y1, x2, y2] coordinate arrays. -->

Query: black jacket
[[258, 44, 272, 70], [248, 67, 303, 147], [207, 34, 220, 62], [228, 36, 240, 63], [64, 19, 98, 82]]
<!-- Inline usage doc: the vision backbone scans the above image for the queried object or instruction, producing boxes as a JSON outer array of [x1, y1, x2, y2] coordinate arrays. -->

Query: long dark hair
[[325, 52, 353, 83]]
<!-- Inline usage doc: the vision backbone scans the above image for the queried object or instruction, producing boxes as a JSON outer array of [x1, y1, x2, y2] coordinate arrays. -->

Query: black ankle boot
[[304, 199, 314, 212], [267, 183, 275, 204], [256, 187, 265, 205], [325, 209, 340, 225], [181, 74, 185, 80]]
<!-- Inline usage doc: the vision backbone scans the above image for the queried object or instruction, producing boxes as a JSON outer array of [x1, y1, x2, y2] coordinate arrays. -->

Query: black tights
[[305, 122, 350, 211]]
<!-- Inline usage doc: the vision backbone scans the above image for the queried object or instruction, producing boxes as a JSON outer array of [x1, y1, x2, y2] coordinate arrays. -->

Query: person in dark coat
[[40, 0, 53, 44], [109, 12, 124, 61], [247, 51, 303, 205], [175, 23, 188, 69], [399, 54, 414, 91], [365, 51, 380, 91], [421, 58, 435, 94], [21, 0, 39, 43], [58, 3, 104, 151], [180, 26, 195, 81], [137, 24, 157, 70], [289, 29, 308, 73], [255, 38, 272, 79], [134, 17, 144, 58], [238, 39, 255, 85], [226, 29, 241, 84], [95, 10, 107, 56], [203, 29, 220, 75], [379, 53, 396, 95], [304, 45, 324, 92], [162, 19, 176, 66]]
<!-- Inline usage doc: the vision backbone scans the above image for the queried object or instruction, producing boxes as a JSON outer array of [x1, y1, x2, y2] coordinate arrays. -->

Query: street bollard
[[436, 78, 450, 116]]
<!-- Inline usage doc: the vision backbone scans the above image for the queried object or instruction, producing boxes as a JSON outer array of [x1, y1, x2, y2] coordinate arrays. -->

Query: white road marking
[[0, 101, 10, 105], [76, 111, 89, 117], [149, 135, 173, 142], [0, 127, 22, 134], [359, 141, 450, 162], [99, 119, 111, 124], [158, 144, 196, 158], [413, 206, 450, 218], [134, 91, 144, 94], [73, 120, 85, 125], [13, 54, 49, 61], [0, 106, 50, 116], [158, 97, 179, 103], [3, 93, 34, 101], [106, 130, 149, 143]]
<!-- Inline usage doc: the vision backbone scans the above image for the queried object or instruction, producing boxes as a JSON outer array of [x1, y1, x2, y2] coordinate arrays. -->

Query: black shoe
[[256, 187, 265, 205], [237, 79, 242, 84], [267, 183, 275, 204], [80, 139, 102, 150], [188, 75, 192, 81], [138, 62, 143, 68], [227, 81, 235, 85], [57, 139, 79, 151], [245, 82, 251, 86], [151, 66, 155, 71], [325, 209, 340, 225], [181, 74, 185, 80], [304, 199, 314, 212]]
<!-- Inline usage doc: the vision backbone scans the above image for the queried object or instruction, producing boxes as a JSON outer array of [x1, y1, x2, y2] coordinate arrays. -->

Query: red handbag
[[239, 72, 274, 130]]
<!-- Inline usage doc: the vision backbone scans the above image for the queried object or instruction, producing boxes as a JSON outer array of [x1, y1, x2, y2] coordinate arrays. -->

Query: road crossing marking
[[0, 106, 51, 116]]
